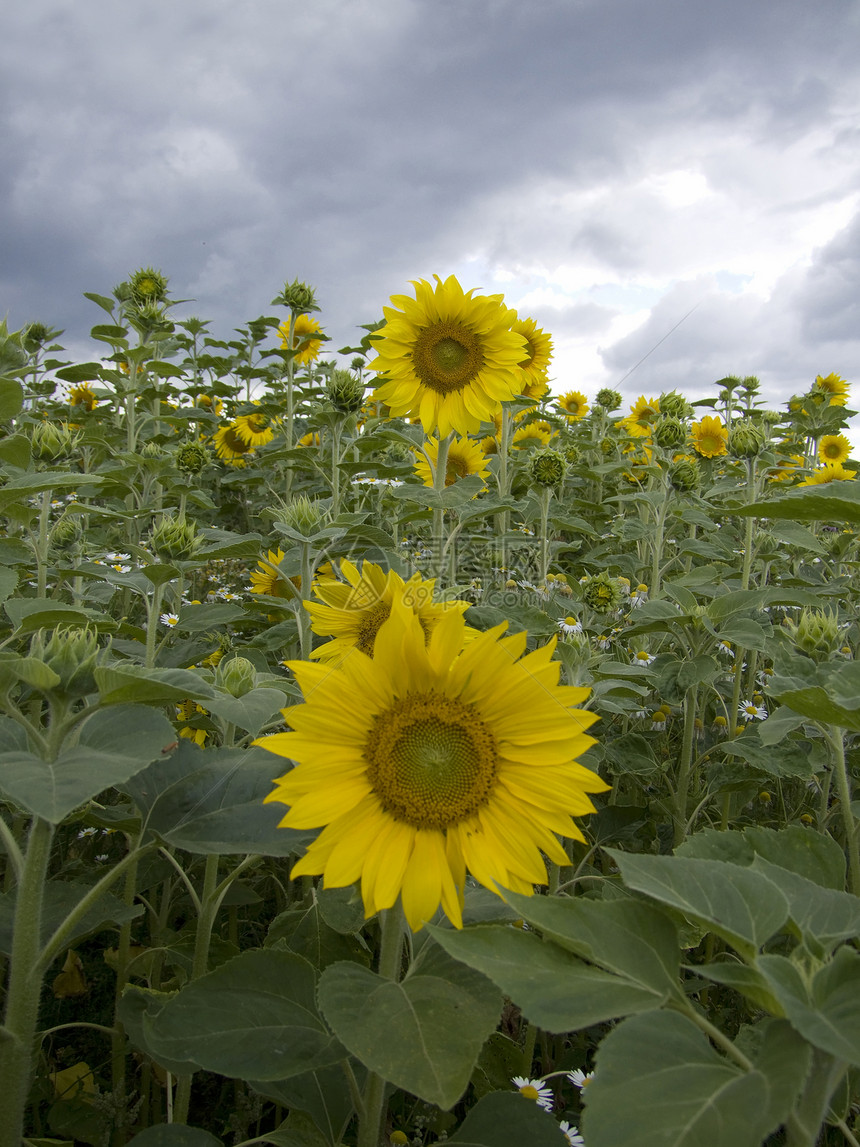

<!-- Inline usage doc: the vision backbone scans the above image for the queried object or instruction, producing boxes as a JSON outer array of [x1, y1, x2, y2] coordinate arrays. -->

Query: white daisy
[[559, 1121, 586, 1146], [567, 1069, 594, 1090], [511, 1076, 554, 1111], [739, 700, 767, 721], [631, 650, 656, 666], [558, 616, 583, 638], [160, 612, 180, 627]]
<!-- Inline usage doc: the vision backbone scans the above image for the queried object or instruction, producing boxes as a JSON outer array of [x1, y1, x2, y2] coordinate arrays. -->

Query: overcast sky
[[3, 0, 860, 435]]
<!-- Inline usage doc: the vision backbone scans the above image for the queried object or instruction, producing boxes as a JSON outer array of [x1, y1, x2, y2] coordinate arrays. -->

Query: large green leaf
[[202, 686, 287, 736], [757, 947, 860, 1065], [429, 924, 669, 1030], [123, 741, 314, 856], [125, 1127, 222, 1146], [0, 705, 175, 823], [447, 1091, 568, 1146], [501, 888, 683, 999], [678, 825, 845, 890], [0, 880, 143, 957], [582, 1009, 806, 1147], [249, 1062, 364, 1146], [317, 942, 502, 1109], [734, 481, 860, 525], [750, 857, 860, 950], [605, 850, 789, 956], [0, 378, 24, 419], [94, 664, 217, 706], [143, 950, 344, 1080]]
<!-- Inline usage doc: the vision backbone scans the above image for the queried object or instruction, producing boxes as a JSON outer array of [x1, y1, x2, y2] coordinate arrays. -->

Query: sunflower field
[[1, 269, 860, 1147]]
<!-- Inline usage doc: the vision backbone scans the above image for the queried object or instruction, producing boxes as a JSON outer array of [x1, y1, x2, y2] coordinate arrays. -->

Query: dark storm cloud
[[1, 0, 859, 399]]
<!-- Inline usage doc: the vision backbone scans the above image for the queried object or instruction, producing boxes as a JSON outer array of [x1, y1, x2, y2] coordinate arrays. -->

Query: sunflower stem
[[358, 905, 404, 1147], [283, 312, 298, 502], [826, 724, 860, 894], [432, 433, 453, 584]]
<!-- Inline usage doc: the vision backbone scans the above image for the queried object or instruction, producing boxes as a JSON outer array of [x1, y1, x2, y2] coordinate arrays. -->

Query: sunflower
[[256, 600, 605, 930], [557, 390, 589, 421], [691, 415, 728, 458], [480, 435, 500, 454], [68, 383, 97, 411], [818, 434, 852, 465], [768, 454, 805, 483], [367, 275, 527, 437], [512, 315, 553, 388], [234, 411, 275, 449], [305, 559, 470, 666], [799, 463, 857, 485], [512, 422, 553, 449], [213, 422, 254, 466], [813, 373, 849, 406], [298, 431, 321, 447], [249, 548, 301, 598], [413, 436, 491, 488], [629, 395, 660, 425], [279, 314, 324, 366]]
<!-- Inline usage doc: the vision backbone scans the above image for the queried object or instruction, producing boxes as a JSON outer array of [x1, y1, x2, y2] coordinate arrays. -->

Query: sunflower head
[[256, 598, 606, 930], [250, 548, 301, 598], [213, 422, 254, 466], [234, 411, 275, 449], [512, 422, 553, 449], [813, 372, 849, 406], [629, 395, 660, 426], [68, 383, 97, 411], [367, 275, 528, 437], [558, 390, 589, 421], [413, 436, 490, 488], [799, 462, 857, 485], [818, 434, 852, 465], [691, 415, 728, 459], [279, 314, 324, 365]]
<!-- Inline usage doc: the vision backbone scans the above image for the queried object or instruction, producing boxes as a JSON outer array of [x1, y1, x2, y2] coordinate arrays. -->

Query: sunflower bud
[[658, 390, 692, 420], [278, 494, 324, 537], [141, 441, 162, 459], [527, 448, 568, 489], [23, 321, 50, 352], [729, 421, 766, 459], [327, 370, 365, 414], [668, 458, 701, 492], [31, 420, 79, 461], [595, 388, 622, 411], [215, 656, 257, 698], [149, 514, 202, 561], [275, 278, 318, 314], [128, 267, 169, 305], [29, 626, 101, 696], [653, 416, 686, 450], [581, 571, 624, 614], [176, 441, 210, 476], [782, 608, 840, 660]]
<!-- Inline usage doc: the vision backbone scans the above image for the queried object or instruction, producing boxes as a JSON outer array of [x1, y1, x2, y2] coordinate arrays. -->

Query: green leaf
[[176, 602, 249, 632], [4, 596, 114, 636], [117, 986, 200, 1077], [717, 617, 770, 651], [734, 480, 860, 525], [249, 1062, 363, 1146], [143, 950, 344, 1080], [500, 888, 683, 1000], [265, 898, 369, 971], [447, 1091, 568, 1146], [0, 378, 24, 420], [582, 1009, 784, 1147], [687, 961, 785, 1015], [203, 686, 287, 736], [125, 1126, 223, 1146], [605, 850, 790, 956], [94, 664, 216, 707], [679, 825, 845, 890], [721, 737, 817, 780], [757, 947, 860, 1065], [317, 942, 502, 1109], [0, 704, 175, 823], [0, 880, 143, 957], [758, 706, 806, 745], [750, 857, 860, 950], [89, 323, 129, 343], [124, 740, 314, 856], [429, 923, 669, 1031]]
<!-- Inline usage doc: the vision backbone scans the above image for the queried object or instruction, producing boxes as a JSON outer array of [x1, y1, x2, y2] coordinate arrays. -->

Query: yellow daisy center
[[412, 323, 484, 395], [365, 692, 498, 829], [520, 1085, 540, 1100]]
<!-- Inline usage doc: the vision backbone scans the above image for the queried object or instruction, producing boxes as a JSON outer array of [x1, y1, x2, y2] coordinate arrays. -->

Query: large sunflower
[[691, 415, 728, 458], [367, 275, 527, 437], [413, 435, 491, 488], [305, 559, 470, 665], [799, 462, 857, 485], [213, 423, 254, 466], [257, 601, 605, 930], [234, 411, 275, 449]]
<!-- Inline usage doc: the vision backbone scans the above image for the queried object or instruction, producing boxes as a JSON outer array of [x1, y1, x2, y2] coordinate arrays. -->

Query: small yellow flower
[[413, 436, 490, 488], [691, 415, 728, 458], [799, 462, 857, 485], [629, 395, 660, 425], [279, 314, 324, 365], [250, 548, 301, 598], [512, 422, 552, 449], [298, 431, 321, 447], [818, 434, 852, 465], [557, 390, 589, 421], [813, 372, 849, 406], [68, 383, 97, 411]]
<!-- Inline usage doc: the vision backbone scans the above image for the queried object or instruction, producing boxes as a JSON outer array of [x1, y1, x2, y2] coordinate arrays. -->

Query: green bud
[[327, 369, 365, 414], [215, 656, 257, 698], [658, 390, 692, 420], [740, 374, 761, 395], [275, 277, 319, 314], [595, 388, 622, 411], [141, 441, 162, 459], [715, 375, 742, 392], [278, 494, 324, 537], [176, 441, 209, 475], [31, 420, 80, 461], [653, 416, 686, 450], [128, 267, 169, 304], [350, 356, 366, 372], [527, 448, 568, 489], [668, 458, 701, 492], [23, 321, 51, 352], [149, 514, 203, 561], [581, 571, 624, 614], [29, 626, 102, 696], [383, 443, 413, 465], [564, 444, 581, 465], [783, 609, 841, 660], [729, 421, 766, 459], [51, 517, 81, 549]]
